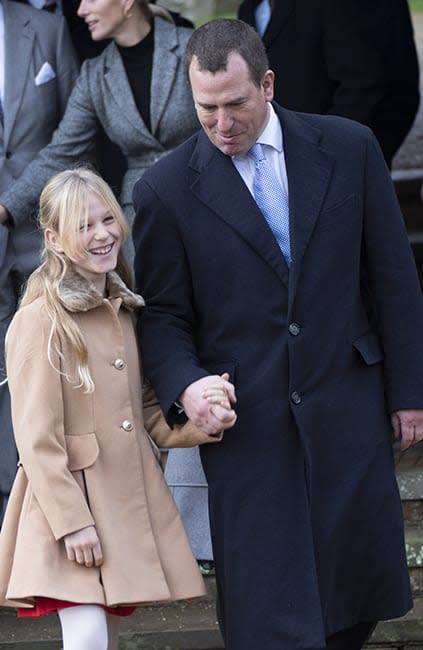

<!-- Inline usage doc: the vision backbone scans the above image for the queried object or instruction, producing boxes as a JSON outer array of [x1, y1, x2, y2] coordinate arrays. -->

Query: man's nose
[[216, 111, 234, 133]]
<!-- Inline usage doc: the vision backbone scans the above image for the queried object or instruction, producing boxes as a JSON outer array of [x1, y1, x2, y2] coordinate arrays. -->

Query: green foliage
[[196, 12, 237, 26], [409, 0, 423, 12]]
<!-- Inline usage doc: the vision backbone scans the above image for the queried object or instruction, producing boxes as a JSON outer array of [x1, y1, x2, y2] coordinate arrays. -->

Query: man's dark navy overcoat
[[133, 105, 423, 649]]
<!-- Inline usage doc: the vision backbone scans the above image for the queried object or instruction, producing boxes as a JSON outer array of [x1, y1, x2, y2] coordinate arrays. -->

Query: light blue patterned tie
[[248, 143, 291, 265]]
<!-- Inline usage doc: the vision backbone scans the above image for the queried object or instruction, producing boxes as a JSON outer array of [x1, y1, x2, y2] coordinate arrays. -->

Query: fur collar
[[57, 268, 145, 313]]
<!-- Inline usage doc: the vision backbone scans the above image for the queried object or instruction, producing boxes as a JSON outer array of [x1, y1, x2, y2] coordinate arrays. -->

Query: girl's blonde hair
[[20, 167, 132, 393]]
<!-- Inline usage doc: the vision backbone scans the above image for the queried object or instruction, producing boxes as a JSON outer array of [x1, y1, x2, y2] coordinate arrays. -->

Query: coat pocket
[[352, 330, 384, 365], [65, 433, 99, 471]]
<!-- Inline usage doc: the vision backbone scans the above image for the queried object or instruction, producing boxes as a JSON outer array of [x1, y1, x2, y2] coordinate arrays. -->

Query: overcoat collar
[[102, 16, 182, 139], [239, 0, 294, 50], [57, 269, 145, 313], [262, 0, 294, 50], [3, 0, 33, 147], [188, 104, 333, 292]]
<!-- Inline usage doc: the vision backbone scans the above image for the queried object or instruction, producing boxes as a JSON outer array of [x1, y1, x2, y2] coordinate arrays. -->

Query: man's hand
[[0, 204, 9, 225], [179, 373, 237, 435], [64, 525, 103, 568], [391, 409, 423, 451]]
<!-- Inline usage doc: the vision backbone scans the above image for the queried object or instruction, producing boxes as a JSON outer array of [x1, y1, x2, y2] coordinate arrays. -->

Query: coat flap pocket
[[353, 330, 384, 365], [66, 433, 99, 471]]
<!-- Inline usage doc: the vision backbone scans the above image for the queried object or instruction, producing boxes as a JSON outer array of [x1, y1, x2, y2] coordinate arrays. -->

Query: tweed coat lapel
[[3, 0, 33, 147], [189, 131, 290, 286], [103, 42, 158, 147], [150, 18, 181, 136], [103, 18, 181, 143]]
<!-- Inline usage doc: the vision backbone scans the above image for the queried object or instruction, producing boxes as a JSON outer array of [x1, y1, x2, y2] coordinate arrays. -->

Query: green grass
[[196, 12, 237, 26], [409, 0, 423, 12]]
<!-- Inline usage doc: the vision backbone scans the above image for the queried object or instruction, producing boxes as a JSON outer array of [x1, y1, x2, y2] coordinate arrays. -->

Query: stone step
[[0, 577, 223, 650], [366, 595, 423, 648], [3, 593, 423, 649], [396, 444, 423, 503]]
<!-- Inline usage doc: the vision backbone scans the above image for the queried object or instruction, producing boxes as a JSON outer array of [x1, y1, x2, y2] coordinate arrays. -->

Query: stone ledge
[[366, 597, 423, 647]]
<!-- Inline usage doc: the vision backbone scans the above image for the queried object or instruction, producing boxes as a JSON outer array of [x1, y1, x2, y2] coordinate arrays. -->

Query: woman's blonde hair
[[20, 167, 132, 393]]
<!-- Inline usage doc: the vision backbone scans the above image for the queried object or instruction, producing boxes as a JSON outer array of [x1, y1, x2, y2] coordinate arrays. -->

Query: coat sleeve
[[361, 130, 423, 412], [5, 306, 95, 541], [323, 0, 387, 123], [0, 58, 98, 228], [142, 379, 223, 448]]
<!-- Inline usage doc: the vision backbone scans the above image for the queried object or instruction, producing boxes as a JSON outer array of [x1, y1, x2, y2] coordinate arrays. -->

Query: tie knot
[[248, 143, 266, 163]]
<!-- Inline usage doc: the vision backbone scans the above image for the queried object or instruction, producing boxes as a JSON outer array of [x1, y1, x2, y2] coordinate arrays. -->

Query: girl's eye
[[104, 215, 114, 223]]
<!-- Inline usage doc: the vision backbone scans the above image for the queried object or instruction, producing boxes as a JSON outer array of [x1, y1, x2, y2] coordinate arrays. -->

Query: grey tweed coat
[[0, 16, 199, 239]]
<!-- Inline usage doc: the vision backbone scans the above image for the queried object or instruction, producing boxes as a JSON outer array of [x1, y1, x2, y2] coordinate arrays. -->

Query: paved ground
[[392, 12, 423, 171]]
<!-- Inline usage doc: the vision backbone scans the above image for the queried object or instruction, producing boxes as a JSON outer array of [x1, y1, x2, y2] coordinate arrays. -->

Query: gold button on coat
[[113, 358, 126, 370]]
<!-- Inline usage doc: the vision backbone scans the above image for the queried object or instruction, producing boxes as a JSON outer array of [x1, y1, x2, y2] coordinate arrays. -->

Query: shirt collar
[[256, 103, 283, 153]]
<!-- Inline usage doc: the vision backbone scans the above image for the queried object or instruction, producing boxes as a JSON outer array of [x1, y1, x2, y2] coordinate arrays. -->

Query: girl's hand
[[203, 373, 237, 428], [64, 525, 103, 568]]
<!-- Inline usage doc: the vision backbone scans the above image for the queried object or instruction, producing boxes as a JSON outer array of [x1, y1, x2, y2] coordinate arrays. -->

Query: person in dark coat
[[132, 19, 423, 650], [238, 0, 420, 168]]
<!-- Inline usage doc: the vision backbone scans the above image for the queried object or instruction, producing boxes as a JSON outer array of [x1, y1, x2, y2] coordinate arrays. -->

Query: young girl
[[0, 168, 236, 650]]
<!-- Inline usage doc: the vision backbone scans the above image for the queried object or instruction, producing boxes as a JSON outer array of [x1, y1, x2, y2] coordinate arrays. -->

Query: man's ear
[[262, 69, 275, 102], [44, 228, 64, 253]]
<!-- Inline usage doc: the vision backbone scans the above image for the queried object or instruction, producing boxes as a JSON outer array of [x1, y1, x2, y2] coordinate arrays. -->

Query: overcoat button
[[288, 323, 301, 336], [113, 358, 126, 370], [121, 420, 133, 431], [5, 151, 11, 159], [291, 391, 302, 405]]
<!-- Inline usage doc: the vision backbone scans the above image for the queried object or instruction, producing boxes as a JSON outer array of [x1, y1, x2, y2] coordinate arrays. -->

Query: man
[[132, 19, 423, 650], [0, 0, 78, 522], [238, 0, 420, 168]]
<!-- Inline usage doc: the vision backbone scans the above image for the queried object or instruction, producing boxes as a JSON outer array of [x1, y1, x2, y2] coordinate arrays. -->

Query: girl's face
[[77, 0, 130, 42], [73, 193, 123, 293]]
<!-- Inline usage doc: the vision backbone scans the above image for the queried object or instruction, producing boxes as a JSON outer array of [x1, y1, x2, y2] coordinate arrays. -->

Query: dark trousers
[[321, 621, 377, 650]]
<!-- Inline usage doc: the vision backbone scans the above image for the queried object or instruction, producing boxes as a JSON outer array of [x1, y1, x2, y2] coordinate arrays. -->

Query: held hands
[[64, 525, 103, 568], [179, 373, 237, 435], [391, 409, 423, 451], [0, 204, 9, 225]]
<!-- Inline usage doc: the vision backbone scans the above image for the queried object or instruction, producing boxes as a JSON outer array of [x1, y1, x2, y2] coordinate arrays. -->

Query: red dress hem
[[17, 596, 135, 618]]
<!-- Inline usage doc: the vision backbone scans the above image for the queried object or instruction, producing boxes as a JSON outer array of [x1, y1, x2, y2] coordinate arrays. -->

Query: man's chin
[[215, 141, 246, 157]]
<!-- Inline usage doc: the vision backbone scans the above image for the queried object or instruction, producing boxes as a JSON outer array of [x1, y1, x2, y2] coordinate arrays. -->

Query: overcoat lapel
[[150, 19, 180, 136], [263, 0, 294, 49], [189, 108, 334, 293], [277, 107, 333, 305], [190, 134, 289, 286], [3, 1, 33, 148]]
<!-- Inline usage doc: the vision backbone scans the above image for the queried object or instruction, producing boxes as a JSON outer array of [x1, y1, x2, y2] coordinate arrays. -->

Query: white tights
[[58, 605, 120, 650]]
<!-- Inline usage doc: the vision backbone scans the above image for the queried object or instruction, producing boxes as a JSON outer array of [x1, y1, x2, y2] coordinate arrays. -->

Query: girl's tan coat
[[0, 272, 220, 609]]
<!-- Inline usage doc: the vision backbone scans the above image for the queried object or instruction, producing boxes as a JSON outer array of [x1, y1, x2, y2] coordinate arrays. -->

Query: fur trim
[[57, 268, 145, 313]]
